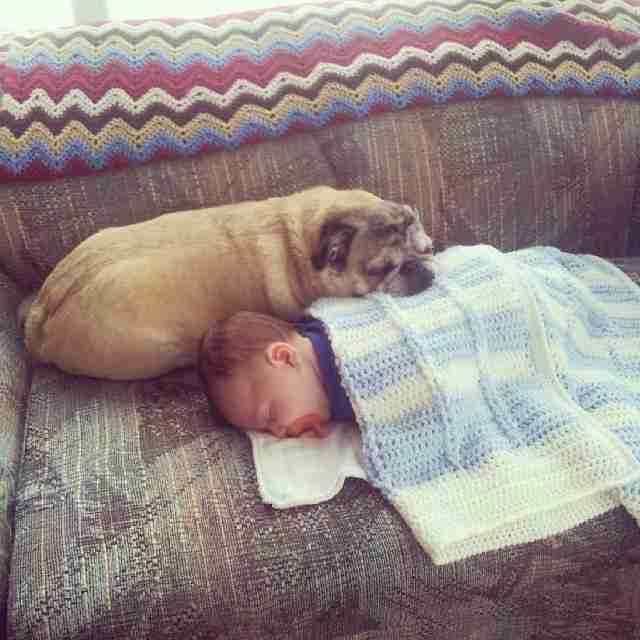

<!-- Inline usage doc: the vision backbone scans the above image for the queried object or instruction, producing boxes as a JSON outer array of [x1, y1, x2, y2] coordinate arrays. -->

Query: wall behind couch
[[4, 0, 317, 33], [108, 0, 314, 20]]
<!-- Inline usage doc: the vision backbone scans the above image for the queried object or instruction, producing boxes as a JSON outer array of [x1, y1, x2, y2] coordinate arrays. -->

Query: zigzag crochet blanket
[[1, 0, 640, 182], [309, 245, 640, 564]]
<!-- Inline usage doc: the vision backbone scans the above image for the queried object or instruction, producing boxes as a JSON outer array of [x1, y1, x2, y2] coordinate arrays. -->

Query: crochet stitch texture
[[2, 0, 640, 181], [310, 245, 640, 564]]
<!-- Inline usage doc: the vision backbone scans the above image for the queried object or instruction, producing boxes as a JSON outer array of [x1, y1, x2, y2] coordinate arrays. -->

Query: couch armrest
[[0, 272, 29, 630]]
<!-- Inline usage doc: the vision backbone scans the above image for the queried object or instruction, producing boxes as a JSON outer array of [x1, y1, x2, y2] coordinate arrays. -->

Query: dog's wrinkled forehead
[[361, 200, 432, 256], [367, 201, 418, 235], [311, 197, 429, 273]]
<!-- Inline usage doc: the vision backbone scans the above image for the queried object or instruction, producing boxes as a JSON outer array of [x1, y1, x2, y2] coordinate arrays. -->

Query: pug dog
[[20, 185, 434, 380]]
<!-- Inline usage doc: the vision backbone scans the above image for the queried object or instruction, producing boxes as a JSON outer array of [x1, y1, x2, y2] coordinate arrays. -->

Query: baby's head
[[199, 312, 331, 438]]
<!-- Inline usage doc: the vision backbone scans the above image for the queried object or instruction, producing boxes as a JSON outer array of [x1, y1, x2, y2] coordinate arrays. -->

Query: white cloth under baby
[[247, 422, 367, 509]]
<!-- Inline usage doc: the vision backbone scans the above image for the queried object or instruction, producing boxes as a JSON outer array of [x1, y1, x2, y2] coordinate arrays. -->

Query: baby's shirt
[[294, 316, 356, 423]]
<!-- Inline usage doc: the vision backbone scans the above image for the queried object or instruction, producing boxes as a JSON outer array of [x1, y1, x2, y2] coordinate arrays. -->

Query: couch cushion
[[2, 97, 638, 290], [316, 97, 640, 259], [9, 364, 640, 639], [0, 272, 29, 633], [0, 132, 337, 289]]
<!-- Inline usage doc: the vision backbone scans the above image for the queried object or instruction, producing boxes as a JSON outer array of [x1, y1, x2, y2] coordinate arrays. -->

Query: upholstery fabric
[[8, 364, 640, 639], [1, 96, 638, 290], [0, 275, 28, 634]]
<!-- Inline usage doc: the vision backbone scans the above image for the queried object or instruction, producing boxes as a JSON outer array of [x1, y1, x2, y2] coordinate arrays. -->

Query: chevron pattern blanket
[[1, 0, 640, 182], [310, 246, 640, 564]]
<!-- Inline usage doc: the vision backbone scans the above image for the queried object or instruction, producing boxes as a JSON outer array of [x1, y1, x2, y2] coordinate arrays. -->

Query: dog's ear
[[312, 221, 356, 271]]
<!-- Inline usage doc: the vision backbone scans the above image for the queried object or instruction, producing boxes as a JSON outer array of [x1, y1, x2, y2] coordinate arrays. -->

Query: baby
[[199, 312, 355, 439]]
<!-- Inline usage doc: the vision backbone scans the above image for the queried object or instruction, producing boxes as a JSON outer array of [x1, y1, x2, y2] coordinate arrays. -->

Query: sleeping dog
[[20, 186, 434, 380]]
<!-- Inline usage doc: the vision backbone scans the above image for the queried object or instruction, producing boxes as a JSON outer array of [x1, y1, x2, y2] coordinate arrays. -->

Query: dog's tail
[[17, 293, 37, 335], [17, 291, 50, 352], [18, 292, 56, 365]]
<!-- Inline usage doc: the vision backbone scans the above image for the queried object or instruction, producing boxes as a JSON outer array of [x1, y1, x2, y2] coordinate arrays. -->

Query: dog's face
[[311, 199, 434, 298]]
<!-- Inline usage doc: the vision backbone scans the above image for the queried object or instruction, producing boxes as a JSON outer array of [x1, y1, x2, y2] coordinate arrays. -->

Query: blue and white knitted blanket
[[309, 245, 640, 564]]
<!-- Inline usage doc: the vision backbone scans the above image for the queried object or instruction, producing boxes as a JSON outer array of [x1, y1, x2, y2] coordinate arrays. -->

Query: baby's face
[[211, 341, 331, 438]]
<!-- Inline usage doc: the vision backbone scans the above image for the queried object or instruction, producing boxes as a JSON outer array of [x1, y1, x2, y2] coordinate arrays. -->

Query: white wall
[[4, 3, 75, 33], [108, 0, 314, 21], [3, 0, 317, 34]]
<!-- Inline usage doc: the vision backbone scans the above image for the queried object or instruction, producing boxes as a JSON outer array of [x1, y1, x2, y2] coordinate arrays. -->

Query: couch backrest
[[2, 0, 640, 288], [1, 95, 639, 290]]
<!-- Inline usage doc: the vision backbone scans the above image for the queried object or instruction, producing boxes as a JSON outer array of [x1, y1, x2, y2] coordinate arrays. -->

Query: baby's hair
[[199, 312, 299, 387]]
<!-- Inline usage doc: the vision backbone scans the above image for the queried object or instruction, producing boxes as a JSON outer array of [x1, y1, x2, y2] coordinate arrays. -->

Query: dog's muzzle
[[407, 216, 433, 256], [382, 257, 434, 297]]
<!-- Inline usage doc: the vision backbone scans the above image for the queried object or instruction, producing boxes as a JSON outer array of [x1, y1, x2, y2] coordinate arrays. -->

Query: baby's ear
[[265, 342, 297, 367]]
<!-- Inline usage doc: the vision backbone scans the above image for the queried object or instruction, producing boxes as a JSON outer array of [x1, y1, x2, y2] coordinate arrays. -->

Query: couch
[[1, 1, 640, 638]]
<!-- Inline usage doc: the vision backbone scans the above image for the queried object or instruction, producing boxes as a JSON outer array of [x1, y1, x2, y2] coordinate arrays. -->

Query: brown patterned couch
[[2, 3, 640, 639]]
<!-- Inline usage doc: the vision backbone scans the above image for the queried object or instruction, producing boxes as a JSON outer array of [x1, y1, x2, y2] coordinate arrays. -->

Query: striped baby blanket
[[310, 245, 640, 564]]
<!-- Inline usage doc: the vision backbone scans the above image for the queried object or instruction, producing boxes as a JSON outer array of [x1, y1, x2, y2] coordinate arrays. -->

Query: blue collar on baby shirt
[[294, 316, 356, 423]]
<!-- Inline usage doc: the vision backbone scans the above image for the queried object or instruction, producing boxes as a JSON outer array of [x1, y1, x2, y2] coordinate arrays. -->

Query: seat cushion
[[9, 359, 640, 639]]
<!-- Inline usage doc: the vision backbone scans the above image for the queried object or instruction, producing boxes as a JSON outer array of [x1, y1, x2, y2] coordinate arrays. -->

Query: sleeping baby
[[198, 311, 351, 440], [198, 244, 640, 566]]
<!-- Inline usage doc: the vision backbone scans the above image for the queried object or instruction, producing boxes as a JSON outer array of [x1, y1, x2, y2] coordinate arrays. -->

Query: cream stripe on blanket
[[309, 245, 640, 565]]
